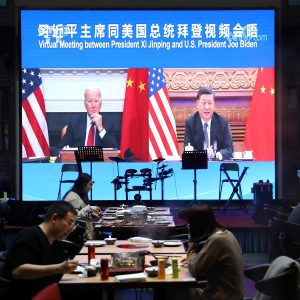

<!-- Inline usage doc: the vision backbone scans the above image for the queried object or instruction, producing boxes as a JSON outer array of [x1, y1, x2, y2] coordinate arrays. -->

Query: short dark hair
[[44, 202, 77, 221], [196, 86, 215, 100]]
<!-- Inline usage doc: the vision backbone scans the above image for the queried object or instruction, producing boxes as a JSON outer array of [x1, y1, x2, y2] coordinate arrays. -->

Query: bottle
[[158, 259, 165, 279], [171, 258, 179, 279], [87, 244, 95, 264], [100, 258, 109, 280]]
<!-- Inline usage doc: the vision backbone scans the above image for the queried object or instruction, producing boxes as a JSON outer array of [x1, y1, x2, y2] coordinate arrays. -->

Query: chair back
[[220, 163, 239, 172], [57, 164, 79, 200], [32, 283, 62, 300], [275, 218, 300, 259], [61, 163, 79, 173], [255, 256, 300, 300]]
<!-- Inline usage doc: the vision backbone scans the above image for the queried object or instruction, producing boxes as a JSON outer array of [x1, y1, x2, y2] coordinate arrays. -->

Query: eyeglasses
[[62, 217, 77, 229]]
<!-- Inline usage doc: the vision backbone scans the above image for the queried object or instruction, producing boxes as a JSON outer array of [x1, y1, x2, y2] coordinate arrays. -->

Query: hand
[[90, 113, 103, 132], [206, 145, 214, 159], [215, 152, 223, 160], [58, 260, 79, 274], [180, 257, 187, 264], [91, 206, 101, 215]]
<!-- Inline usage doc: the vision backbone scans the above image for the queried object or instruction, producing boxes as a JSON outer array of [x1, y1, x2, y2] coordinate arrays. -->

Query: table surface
[[79, 240, 186, 255], [103, 207, 171, 216], [60, 254, 196, 289], [95, 207, 174, 229]]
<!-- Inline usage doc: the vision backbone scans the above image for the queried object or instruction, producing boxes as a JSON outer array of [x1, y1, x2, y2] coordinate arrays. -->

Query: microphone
[[158, 164, 167, 170]]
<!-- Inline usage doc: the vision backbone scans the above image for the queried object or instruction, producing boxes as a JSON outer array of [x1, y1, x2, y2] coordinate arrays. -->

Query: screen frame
[[16, 4, 281, 202]]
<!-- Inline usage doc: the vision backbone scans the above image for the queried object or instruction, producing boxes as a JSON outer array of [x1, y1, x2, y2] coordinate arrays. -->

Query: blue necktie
[[203, 123, 209, 149]]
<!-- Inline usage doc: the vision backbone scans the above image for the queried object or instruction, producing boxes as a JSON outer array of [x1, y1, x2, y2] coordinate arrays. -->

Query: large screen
[[21, 9, 276, 201]]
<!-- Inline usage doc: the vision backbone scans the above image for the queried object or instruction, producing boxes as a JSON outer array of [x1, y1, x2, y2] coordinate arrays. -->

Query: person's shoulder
[[64, 191, 80, 201], [186, 111, 199, 122], [69, 113, 86, 122], [19, 225, 40, 235], [13, 225, 43, 244], [213, 112, 229, 123]]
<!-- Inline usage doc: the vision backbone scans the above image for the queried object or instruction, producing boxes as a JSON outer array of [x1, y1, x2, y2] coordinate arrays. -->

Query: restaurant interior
[[0, 0, 300, 299]]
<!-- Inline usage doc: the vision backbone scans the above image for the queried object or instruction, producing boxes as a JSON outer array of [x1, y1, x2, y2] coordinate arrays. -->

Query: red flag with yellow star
[[244, 68, 275, 161], [120, 68, 149, 161]]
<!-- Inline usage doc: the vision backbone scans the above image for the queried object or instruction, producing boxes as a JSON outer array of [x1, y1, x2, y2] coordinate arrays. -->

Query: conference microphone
[[158, 164, 167, 169]]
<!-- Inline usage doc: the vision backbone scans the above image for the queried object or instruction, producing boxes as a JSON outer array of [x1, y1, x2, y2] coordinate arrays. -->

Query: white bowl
[[104, 238, 117, 245]]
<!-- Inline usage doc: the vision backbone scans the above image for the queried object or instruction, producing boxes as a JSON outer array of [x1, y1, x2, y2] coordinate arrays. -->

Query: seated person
[[3, 202, 79, 300], [169, 204, 244, 300], [184, 86, 233, 160], [63, 173, 101, 239], [58, 87, 119, 149]]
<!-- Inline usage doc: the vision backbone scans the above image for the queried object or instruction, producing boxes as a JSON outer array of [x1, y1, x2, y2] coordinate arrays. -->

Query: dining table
[[80, 239, 186, 255], [94, 207, 175, 240], [59, 253, 199, 300]]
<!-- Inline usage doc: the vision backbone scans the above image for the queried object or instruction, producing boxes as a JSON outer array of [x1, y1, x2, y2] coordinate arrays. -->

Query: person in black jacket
[[184, 86, 233, 160]]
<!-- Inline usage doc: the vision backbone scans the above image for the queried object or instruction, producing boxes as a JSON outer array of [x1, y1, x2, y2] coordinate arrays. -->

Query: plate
[[155, 208, 166, 211], [155, 220, 170, 225], [163, 241, 181, 247], [84, 241, 107, 247], [102, 216, 117, 220]]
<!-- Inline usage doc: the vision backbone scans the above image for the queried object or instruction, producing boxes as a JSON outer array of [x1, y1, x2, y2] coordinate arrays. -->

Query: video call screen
[[20, 9, 276, 201]]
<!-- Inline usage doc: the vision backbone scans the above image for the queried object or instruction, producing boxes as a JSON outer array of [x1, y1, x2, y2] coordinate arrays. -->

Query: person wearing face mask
[[63, 173, 101, 239], [59, 87, 119, 149], [184, 86, 233, 160]]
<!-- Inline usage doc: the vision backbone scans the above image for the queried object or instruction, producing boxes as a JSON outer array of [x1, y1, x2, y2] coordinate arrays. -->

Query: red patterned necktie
[[87, 122, 95, 146]]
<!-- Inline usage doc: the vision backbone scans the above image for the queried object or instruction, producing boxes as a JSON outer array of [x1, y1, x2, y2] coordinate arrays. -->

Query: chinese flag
[[244, 68, 275, 161], [120, 69, 149, 161]]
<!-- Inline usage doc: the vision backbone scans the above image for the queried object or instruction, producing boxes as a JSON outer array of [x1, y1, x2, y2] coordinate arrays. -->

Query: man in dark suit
[[184, 86, 233, 160], [59, 87, 119, 149]]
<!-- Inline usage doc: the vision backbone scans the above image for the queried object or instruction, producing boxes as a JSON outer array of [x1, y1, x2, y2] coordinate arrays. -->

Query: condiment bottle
[[171, 257, 179, 278], [158, 259, 165, 279]]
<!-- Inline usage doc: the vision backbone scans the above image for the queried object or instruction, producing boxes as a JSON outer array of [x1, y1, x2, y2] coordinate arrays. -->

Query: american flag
[[148, 68, 179, 160], [22, 68, 50, 158]]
